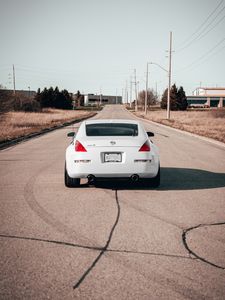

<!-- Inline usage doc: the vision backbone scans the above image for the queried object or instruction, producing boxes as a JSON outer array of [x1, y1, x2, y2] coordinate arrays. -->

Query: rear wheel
[[64, 164, 80, 188]]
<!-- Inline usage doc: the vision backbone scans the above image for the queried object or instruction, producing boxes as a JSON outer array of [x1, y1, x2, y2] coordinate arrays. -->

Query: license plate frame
[[104, 152, 122, 163]]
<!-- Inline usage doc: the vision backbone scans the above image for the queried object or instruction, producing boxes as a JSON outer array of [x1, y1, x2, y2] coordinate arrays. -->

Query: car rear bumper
[[66, 158, 159, 179]]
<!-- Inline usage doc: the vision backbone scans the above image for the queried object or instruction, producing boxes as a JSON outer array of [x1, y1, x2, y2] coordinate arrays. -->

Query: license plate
[[104, 152, 122, 162]]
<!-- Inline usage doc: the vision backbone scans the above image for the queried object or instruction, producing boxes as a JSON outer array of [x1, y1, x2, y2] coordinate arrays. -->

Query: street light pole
[[129, 77, 132, 108], [13, 64, 16, 95], [145, 62, 150, 115], [167, 31, 172, 120], [134, 68, 138, 112]]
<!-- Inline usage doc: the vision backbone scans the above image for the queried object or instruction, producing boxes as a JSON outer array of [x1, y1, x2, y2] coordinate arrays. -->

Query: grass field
[[134, 108, 225, 143], [0, 109, 96, 143], [1, 107, 224, 144]]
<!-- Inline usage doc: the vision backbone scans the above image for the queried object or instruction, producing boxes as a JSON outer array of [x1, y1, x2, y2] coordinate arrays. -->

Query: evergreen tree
[[170, 84, 178, 110], [40, 87, 49, 107], [38, 87, 73, 109], [161, 88, 168, 109], [53, 86, 61, 108], [35, 88, 41, 103], [161, 84, 187, 111], [47, 87, 55, 107], [61, 89, 73, 109], [177, 86, 188, 110]]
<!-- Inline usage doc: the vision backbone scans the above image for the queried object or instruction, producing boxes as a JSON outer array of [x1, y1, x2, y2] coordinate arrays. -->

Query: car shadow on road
[[91, 167, 225, 191]]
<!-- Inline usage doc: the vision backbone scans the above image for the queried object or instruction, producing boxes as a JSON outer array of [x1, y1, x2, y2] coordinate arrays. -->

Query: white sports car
[[65, 119, 160, 187]]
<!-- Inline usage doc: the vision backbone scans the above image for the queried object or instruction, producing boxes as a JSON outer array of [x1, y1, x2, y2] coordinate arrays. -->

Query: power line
[[192, 12, 225, 44], [176, 37, 225, 72], [177, 0, 223, 47], [177, 1, 225, 52]]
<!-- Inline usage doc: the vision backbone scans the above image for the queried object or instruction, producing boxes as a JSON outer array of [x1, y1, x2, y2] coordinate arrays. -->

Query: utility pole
[[130, 77, 132, 108], [99, 87, 102, 106], [167, 31, 172, 119], [134, 68, 138, 112], [145, 63, 149, 115], [126, 80, 128, 104], [13, 64, 16, 95], [125, 80, 128, 104]]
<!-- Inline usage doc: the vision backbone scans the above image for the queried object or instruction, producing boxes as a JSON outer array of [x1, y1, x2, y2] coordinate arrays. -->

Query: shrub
[[13, 96, 41, 112]]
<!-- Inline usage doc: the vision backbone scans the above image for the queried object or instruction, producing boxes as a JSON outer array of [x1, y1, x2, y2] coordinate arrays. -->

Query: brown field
[[134, 108, 225, 144], [0, 109, 96, 143]]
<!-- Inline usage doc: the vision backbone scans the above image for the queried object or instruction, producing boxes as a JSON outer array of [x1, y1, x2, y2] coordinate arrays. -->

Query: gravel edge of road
[[0, 112, 97, 151]]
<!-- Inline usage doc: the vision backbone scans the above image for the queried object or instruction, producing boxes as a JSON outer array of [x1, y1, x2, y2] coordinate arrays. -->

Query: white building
[[193, 87, 225, 96], [188, 87, 225, 108]]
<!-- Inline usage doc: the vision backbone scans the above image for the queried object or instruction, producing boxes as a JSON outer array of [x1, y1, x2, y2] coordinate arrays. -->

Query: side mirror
[[67, 132, 75, 137], [147, 131, 154, 137]]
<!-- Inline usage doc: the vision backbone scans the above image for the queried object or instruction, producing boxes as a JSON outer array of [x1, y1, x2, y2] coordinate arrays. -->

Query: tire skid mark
[[23, 162, 100, 248], [23, 167, 121, 289], [182, 222, 225, 270], [120, 198, 183, 230], [1, 186, 196, 292], [73, 189, 120, 289]]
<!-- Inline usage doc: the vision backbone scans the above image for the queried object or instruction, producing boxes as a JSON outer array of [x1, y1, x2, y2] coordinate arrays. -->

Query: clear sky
[[0, 0, 224, 99]]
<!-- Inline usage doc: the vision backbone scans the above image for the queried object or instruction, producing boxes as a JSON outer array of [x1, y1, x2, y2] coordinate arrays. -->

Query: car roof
[[84, 119, 140, 125]]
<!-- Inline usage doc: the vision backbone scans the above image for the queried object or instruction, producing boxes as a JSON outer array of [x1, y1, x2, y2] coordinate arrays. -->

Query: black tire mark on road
[[73, 189, 121, 289], [23, 162, 101, 248], [182, 222, 225, 270]]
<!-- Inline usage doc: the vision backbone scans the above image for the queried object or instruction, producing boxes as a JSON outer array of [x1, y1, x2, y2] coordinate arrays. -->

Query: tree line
[[0, 86, 84, 113], [1, 83, 188, 113], [35, 87, 73, 110], [161, 84, 188, 110], [137, 84, 188, 111]]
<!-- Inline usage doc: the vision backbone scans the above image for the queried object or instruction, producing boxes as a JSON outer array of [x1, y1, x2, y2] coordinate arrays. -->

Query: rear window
[[86, 123, 138, 136]]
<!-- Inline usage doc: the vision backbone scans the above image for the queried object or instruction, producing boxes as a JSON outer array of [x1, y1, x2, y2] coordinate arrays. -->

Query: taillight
[[139, 140, 150, 152], [75, 140, 87, 152]]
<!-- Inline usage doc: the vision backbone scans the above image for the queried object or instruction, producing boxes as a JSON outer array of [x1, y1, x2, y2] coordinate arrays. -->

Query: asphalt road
[[0, 105, 225, 300]]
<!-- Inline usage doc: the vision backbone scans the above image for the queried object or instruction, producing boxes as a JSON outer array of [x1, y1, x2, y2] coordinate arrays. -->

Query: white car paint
[[65, 119, 160, 186]]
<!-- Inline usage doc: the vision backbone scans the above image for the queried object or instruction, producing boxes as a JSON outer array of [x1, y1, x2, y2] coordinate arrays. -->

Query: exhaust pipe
[[130, 174, 139, 182], [87, 174, 96, 184]]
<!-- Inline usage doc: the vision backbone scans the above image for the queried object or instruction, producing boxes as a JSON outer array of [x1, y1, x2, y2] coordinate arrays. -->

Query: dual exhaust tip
[[87, 174, 139, 184]]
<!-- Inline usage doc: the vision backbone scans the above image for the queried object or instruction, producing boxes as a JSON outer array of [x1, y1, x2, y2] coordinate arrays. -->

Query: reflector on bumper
[[134, 159, 151, 163]]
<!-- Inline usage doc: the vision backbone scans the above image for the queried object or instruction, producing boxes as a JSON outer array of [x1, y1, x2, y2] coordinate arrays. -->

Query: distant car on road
[[65, 119, 160, 187]]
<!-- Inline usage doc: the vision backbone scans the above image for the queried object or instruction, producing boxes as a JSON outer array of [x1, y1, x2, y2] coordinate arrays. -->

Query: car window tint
[[86, 123, 138, 136]]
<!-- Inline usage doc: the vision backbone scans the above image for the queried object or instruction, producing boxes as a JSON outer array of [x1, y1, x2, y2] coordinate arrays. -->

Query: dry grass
[[134, 108, 225, 143], [0, 108, 96, 142]]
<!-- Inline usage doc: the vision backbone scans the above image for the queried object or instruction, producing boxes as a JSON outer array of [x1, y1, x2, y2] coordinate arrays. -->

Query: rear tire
[[64, 165, 80, 188], [151, 166, 160, 188]]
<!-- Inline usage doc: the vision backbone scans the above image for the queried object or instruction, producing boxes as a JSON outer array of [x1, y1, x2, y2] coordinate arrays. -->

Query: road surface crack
[[73, 189, 121, 289], [182, 222, 225, 270]]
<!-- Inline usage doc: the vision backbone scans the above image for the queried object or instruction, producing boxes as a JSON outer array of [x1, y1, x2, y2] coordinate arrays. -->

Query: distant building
[[193, 87, 225, 96], [187, 87, 225, 108], [84, 94, 122, 106]]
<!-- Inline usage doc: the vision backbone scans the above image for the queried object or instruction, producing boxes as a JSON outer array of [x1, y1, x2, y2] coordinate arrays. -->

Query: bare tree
[[138, 89, 157, 109], [0, 85, 14, 113]]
